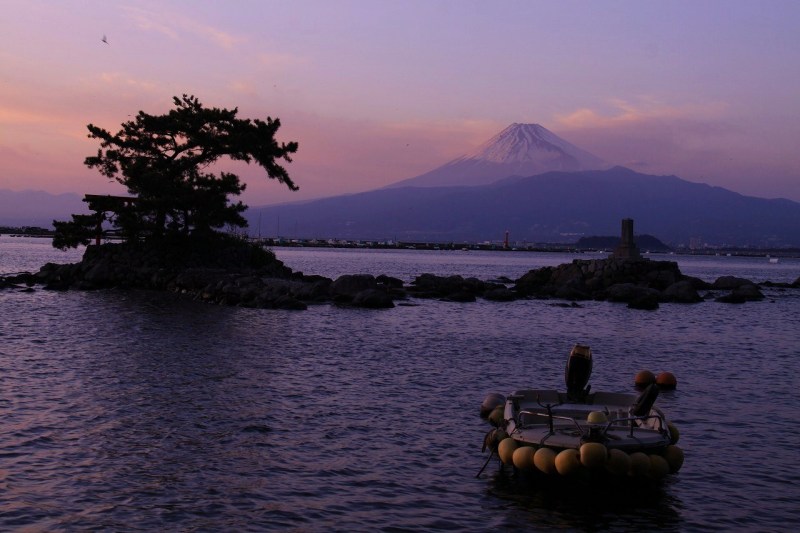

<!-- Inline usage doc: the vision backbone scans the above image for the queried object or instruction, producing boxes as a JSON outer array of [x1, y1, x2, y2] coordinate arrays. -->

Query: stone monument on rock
[[612, 218, 641, 260]]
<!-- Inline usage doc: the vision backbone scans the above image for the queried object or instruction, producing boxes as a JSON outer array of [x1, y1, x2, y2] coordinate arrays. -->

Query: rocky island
[[2, 230, 798, 311]]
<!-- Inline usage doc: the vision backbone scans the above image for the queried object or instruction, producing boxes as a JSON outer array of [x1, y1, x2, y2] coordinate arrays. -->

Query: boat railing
[[518, 410, 584, 434], [518, 409, 668, 439], [606, 413, 667, 437]]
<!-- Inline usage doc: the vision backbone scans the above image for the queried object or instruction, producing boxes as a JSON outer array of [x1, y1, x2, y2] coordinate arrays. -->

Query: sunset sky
[[2, 0, 799, 206]]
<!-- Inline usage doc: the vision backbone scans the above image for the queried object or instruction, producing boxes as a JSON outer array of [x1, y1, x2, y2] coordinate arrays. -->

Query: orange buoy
[[647, 454, 670, 480], [498, 438, 518, 465], [634, 370, 656, 389], [488, 405, 505, 427], [667, 422, 680, 444], [663, 445, 685, 473], [512, 446, 537, 471], [580, 442, 608, 469], [656, 371, 678, 389], [628, 452, 650, 477], [605, 449, 631, 476], [555, 449, 581, 476], [534, 448, 557, 474]]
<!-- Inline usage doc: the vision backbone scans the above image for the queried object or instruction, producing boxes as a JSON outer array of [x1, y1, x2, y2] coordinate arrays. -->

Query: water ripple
[[1, 248, 799, 529]]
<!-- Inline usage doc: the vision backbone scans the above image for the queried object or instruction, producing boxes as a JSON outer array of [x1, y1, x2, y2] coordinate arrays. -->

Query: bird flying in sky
[[101, 35, 109, 44]]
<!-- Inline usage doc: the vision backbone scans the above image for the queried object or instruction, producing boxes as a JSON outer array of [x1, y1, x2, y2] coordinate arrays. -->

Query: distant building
[[612, 218, 641, 260]]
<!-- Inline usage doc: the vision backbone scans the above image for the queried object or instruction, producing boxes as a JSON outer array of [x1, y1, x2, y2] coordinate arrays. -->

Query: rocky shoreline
[[1, 242, 798, 311]]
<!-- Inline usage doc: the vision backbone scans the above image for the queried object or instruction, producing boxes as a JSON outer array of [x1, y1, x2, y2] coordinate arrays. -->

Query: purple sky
[[2, 0, 799, 205]]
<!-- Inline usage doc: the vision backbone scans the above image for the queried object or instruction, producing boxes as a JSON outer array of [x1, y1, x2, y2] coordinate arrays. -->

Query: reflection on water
[[486, 470, 684, 531], [1, 244, 799, 530]]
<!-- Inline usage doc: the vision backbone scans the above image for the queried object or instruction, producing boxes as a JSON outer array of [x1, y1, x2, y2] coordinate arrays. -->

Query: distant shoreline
[[252, 238, 800, 259], [2, 229, 798, 259]]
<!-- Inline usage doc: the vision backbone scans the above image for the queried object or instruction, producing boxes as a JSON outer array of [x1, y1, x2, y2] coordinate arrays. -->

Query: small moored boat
[[479, 345, 684, 480]]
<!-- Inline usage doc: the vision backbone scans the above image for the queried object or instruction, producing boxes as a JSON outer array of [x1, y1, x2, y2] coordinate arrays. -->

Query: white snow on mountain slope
[[464, 123, 605, 167], [388, 123, 608, 188]]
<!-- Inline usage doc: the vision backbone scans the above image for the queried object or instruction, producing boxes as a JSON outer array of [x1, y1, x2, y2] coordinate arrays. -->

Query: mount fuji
[[388, 123, 608, 188]]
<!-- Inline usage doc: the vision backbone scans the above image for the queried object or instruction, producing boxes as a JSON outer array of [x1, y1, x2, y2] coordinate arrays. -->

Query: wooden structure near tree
[[83, 194, 140, 244]]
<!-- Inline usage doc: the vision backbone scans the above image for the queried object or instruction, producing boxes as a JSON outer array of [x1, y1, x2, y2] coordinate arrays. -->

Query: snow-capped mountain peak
[[389, 123, 607, 188], [462, 123, 604, 167]]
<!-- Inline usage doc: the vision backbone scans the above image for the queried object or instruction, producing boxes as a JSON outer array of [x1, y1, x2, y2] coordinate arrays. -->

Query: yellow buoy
[[480, 393, 506, 418], [605, 448, 631, 476], [663, 445, 685, 473], [488, 405, 505, 427], [512, 446, 537, 471], [634, 370, 656, 389], [587, 411, 608, 425], [580, 442, 608, 469], [648, 454, 670, 479], [534, 447, 557, 475], [656, 371, 677, 389], [667, 422, 680, 444], [497, 437, 518, 465], [555, 449, 581, 476], [628, 451, 650, 477]]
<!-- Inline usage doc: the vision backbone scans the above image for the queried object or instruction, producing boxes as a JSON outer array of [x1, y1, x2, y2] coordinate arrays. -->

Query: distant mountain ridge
[[246, 167, 800, 247], [5, 122, 799, 247], [388, 123, 607, 188], [0, 190, 87, 228]]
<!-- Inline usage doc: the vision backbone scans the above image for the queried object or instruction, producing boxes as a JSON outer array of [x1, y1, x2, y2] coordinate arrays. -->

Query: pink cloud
[[122, 6, 243, 50], [235, 112, 502, 206], [551, 98, 800, 201]]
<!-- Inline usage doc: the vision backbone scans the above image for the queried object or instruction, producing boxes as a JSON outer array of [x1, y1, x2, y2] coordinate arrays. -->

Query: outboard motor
[[565, 344, 592, 401]]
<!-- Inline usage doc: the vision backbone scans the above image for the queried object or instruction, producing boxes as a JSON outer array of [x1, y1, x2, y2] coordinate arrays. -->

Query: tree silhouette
[[54, 95, 298, 248]]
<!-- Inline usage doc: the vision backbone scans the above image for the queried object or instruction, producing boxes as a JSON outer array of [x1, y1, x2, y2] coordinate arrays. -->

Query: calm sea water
[[1, 236, 799, 531]]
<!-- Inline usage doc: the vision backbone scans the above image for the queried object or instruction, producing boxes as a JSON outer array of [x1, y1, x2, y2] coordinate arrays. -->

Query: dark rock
[[712, 276, 754, 290], [289, 277, 332, 302], [549, 302, 583, 308], [514, 266, 555, 296], [330, 274, 377, 300], [663, 280, 702, 303], [0, 272, 36, 288], [645, 269, 678, 290], [16, 237, 796, 311], [550, 262, 585, 287], [732, 284, 764, 301], [409, 273, 485, 299], [376, 274, 404, 289], [714, 282, 764, 303], [715, 292, 747, 304], [174, 268, 229, 290], [483, 287, 516, 301], [683, 275, 711, 290], [273, 295, 307, 310], [510, 257, 741, 310], [628, 293, 660, 310], [43, 281, 70, 291], [352, 288, 395, 308], [606, 283, 652, 303], [444, 291, 476, 302], [554, 285, 591, 300]]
